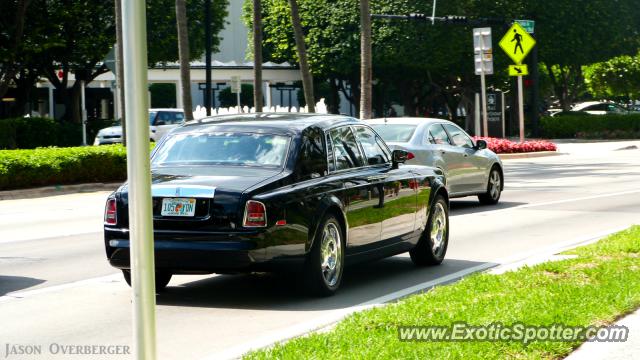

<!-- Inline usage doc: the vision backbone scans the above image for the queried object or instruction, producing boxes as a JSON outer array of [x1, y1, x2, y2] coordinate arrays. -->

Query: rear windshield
[[370, 124, 417, 142], [152, 132, 290, 167]]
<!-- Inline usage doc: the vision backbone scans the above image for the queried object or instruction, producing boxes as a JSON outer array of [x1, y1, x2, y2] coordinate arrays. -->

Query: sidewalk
[[565, 308, 640, 360]]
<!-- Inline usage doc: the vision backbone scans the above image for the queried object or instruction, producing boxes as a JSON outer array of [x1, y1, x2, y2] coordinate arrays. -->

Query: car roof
[[365, 117, 455, 126], [571, 101, 613, 111], [177, 113, 359, 136]]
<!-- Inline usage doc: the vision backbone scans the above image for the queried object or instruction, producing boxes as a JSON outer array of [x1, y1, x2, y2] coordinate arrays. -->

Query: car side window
[[443, 124, 474, 148], [329, 126, 365, 171], [428, 124, 451, 145], [353, 126, 389, 165], [295, 127, 328, 181]]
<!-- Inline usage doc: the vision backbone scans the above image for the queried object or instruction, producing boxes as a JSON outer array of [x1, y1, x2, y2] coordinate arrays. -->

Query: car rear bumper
[[104, 228, 304, 273]]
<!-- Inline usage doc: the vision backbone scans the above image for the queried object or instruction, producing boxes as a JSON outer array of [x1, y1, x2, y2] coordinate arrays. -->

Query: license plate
[[161, 198, 196, 217]]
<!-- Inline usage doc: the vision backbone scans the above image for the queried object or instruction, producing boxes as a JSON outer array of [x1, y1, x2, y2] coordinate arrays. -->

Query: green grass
[[246, 226, 640, 360]]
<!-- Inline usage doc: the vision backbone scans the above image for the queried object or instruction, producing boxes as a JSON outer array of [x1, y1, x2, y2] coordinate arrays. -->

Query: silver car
[[93, 108, 185, 145], [368, 118, 503, 204]]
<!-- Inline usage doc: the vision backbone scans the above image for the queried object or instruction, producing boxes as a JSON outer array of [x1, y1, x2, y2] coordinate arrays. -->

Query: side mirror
[[475, 139, 487, 150], [391, 149, 409, 168]]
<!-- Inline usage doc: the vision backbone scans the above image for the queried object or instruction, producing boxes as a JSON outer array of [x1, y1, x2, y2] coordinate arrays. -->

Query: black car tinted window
[[428, 124, 451, 145], [152, 132, 289, 167], [295, 127, 328, 180], [329, 127, 365, 170], [354, 126, 389, 165]]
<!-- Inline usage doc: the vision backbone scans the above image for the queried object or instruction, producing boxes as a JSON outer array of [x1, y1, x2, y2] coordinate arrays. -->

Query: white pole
[[518, 75, 525, 142], [80, 80, 87, 146], [121, 0, 157, 359], [431, 0, 437, 25], [48, 84, 55, 118], [479, 35, 488, 137], [501, 91, 506, 138], [236, 91, 241, 113], [474, 93, 481, 137]]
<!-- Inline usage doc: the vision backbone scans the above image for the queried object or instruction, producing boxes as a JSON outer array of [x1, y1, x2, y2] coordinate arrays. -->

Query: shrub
[[0, 145, 128, 190], [0, 117, 116, 149], [473, 137, 557, 154], [541, 114, 640, 139]]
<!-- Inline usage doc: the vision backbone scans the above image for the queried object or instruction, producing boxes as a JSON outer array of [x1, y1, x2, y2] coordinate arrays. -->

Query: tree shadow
[[0, 275, 46, 296], [449, 200, 527, 216]]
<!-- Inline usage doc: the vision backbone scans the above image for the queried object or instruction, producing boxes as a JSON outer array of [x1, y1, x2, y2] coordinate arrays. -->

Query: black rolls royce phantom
[[104, 113, 450, 296]]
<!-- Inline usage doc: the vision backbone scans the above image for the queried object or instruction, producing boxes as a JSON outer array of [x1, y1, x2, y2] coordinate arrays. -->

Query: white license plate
[[161, 198, 196, 217]]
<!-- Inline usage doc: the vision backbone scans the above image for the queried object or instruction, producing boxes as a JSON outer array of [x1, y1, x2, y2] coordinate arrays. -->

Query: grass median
[[246, 226, 640, 359]]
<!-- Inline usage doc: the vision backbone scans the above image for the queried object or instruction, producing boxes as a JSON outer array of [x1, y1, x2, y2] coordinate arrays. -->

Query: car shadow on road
[[449, 200, 526, 216], [0, 275, 46, 296], [156, 257, 495, 311]]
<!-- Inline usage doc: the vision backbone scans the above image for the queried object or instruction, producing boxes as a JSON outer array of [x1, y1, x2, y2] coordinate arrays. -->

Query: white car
[[93, 109, 185, 145], [568, 101, 629, 115]]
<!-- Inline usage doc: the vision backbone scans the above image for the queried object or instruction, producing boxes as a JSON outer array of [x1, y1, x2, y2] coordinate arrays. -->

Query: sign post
[[231, 75, 242, 113], [499, 22, 536, 142], [473, 27, 492, 137], [121, 0, 157, 358]]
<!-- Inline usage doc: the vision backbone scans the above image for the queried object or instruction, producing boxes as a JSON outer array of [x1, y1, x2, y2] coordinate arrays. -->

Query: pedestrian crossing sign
[[499, 22, 536, 65]]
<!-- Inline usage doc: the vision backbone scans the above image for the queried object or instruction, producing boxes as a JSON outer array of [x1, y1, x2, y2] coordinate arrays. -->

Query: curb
[[0, 182, 121, 200], [499, 151, 565, 160]]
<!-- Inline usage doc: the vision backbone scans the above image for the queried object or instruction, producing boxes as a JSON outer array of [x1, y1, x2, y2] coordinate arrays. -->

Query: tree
[[176, 0, 194, 120], [0, 0, 32, 100], [253, 0, 264, 112], [359, 0, 372, 119], [584, 54, 640, 100], [288, 0, 315, 112], [524, 0, 640, 110]]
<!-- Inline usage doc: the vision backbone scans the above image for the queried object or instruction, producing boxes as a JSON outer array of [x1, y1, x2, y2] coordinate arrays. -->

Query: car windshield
[[151, 132, 290, 167], [371, 124, 417, 142]]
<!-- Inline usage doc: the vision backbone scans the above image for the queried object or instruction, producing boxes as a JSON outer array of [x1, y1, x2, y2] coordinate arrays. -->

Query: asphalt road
[[0, 141, 638, 359]]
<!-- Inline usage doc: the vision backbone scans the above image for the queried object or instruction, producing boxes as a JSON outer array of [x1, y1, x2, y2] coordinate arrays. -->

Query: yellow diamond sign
[[499, 22, 536, 64]]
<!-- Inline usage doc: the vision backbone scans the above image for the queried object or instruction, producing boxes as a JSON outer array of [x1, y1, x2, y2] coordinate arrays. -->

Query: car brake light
[[243, 200, 267, 227], [407, 152, 415, 160], [105, 198, 117, 225]]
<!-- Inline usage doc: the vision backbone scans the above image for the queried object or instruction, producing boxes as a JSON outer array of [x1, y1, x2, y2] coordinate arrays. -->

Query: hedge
[[0, 145, 128, 190], [0, 117, 116, 149], [541, 114, 640, 139]]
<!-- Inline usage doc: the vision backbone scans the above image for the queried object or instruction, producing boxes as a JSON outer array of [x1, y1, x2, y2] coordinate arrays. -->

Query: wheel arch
[[307, 194, 348, 253]]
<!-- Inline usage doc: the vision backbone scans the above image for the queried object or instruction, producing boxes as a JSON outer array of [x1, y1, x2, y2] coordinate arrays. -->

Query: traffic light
[[444, 15, 467, 24]]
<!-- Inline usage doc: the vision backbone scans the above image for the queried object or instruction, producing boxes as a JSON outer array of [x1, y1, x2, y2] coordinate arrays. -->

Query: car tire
[[122, 270, 172, 292], [303, 214, 345, 296], [478, 167, 502, 205], [410, 195, 449, 266]]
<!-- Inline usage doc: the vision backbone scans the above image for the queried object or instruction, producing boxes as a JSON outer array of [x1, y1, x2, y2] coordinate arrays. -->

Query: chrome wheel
[[489, 170, 501, 200], [320, 222, 342, 287], [430, 202, 447, 257]]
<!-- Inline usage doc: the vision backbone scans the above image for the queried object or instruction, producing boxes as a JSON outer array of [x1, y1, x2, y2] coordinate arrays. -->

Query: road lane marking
[[454, 189, 640, 217]]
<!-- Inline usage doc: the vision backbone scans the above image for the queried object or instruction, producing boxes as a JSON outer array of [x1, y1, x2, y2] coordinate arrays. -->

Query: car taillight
[[243, 200, 267, 227], [105, 198, 117, 225], [407, 152, 415, 160]]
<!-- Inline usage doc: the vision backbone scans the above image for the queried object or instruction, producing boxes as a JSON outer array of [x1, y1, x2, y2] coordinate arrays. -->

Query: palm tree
[[252, 0, 264, 112], [288, 0, 315, 113], [175, 0, 193, 120], [359, 0, 372, 119]]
